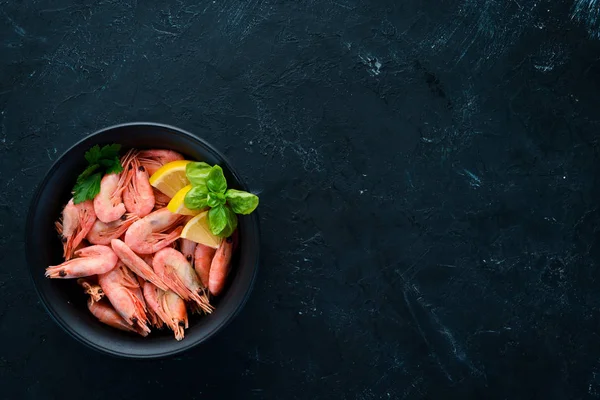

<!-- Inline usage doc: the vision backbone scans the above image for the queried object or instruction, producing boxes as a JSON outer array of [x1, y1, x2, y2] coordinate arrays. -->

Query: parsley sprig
[[72, 144, 123, 204]]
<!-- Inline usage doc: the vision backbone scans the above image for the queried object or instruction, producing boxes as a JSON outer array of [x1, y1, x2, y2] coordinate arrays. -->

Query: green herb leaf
[[74, 143, 122, 204], [105, 157, 123, 175], [78, 164, 100, 181], [73, 172, 102, 204], [207, 192, 226, 208], [186, 162, 212, 186], [99, 144, 121, 159], [206, 165, 227, 194], [184, 185, 209, 210], [208, 205, 238, 237], [226, 189, 259, 215], [84, 145, 102, 164]]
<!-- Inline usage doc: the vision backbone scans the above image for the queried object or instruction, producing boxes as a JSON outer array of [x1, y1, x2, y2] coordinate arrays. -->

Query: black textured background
[[2, 0, 600, 398]]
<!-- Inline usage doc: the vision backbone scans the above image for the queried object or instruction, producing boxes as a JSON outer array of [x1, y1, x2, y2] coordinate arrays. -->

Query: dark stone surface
[[2, 0, 600, 398]]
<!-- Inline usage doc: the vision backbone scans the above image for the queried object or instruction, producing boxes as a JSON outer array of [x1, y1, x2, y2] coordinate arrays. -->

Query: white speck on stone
[[298, 311, 302, 315]]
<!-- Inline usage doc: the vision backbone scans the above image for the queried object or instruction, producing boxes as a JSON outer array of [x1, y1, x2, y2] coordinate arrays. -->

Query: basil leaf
[[208, 205, 237, 237], [184, 185, 209, 210], [207, 192, 226, 208], [226, 189, 259, 215], [186, 162, 212, 186], [206, 165, 227, 193]]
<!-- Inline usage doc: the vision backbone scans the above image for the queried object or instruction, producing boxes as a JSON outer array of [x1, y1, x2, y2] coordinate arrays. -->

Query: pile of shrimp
[[46, 149, 234, 341]]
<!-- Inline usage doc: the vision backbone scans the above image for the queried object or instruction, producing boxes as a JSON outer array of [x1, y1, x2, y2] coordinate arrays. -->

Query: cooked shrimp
[[124, 208, 184, 254], [110, 238, 168, 291], [137, 149, 184, 176], [88, 299, 149, 337], [162, 290, 188, 341], [94, 173, 128, 223], [86, 214, 138, 245], [153, 248, 213, 314], [98, 262, 150, 333], [180, 239, 197, 265], [46, 245, 118, 279], [123, 154, 155, 218], [194, 244, 216, 288], [55, 198, 96, 260], [77, 278, 105, 303], [153, 188, 171, 209], [208, 236, 234, 296], [142, 282, 165, 328]]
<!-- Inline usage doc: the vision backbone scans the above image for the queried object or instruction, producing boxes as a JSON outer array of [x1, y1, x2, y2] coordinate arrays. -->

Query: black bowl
[[26, 122, 260, 358]]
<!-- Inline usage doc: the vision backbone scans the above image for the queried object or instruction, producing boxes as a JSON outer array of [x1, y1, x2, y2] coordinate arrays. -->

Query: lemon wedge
[[167, 185, 202, 216], [149, 160, 191, 198], [180, 211, 222, 248]]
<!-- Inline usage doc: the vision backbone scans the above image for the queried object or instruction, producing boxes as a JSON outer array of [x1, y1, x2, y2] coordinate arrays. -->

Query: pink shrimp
[[55, 198, 96, 260], [194, 244, 216, 288], [143, 282, 188, 339], [153, 247, 213, 314], [122, 153, 155, 218], [180, 239, 197, 266], [161, 290, 188, 341], [110, 238, 168, 291], [124, 208, 184, 254], [153, 188, 171, 209], [93, 172, 128, 223], [46, 245, 118, 279], [86, 214, 138, 245], [88, 299, 149, 337], [142, 282, 165, 328], [208, 236, 234, 296], [98, 262, 150, 334], [137, 149, 184, 176]]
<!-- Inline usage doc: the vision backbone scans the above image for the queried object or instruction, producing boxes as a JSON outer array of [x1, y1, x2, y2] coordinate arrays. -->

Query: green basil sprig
[[183, 162, 259, 238]]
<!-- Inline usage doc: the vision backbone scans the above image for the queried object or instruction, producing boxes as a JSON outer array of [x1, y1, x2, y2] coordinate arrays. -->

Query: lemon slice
[[149, 160, 191, 198], [167, 185, 202, 216], [180, 211, 222, 248]]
